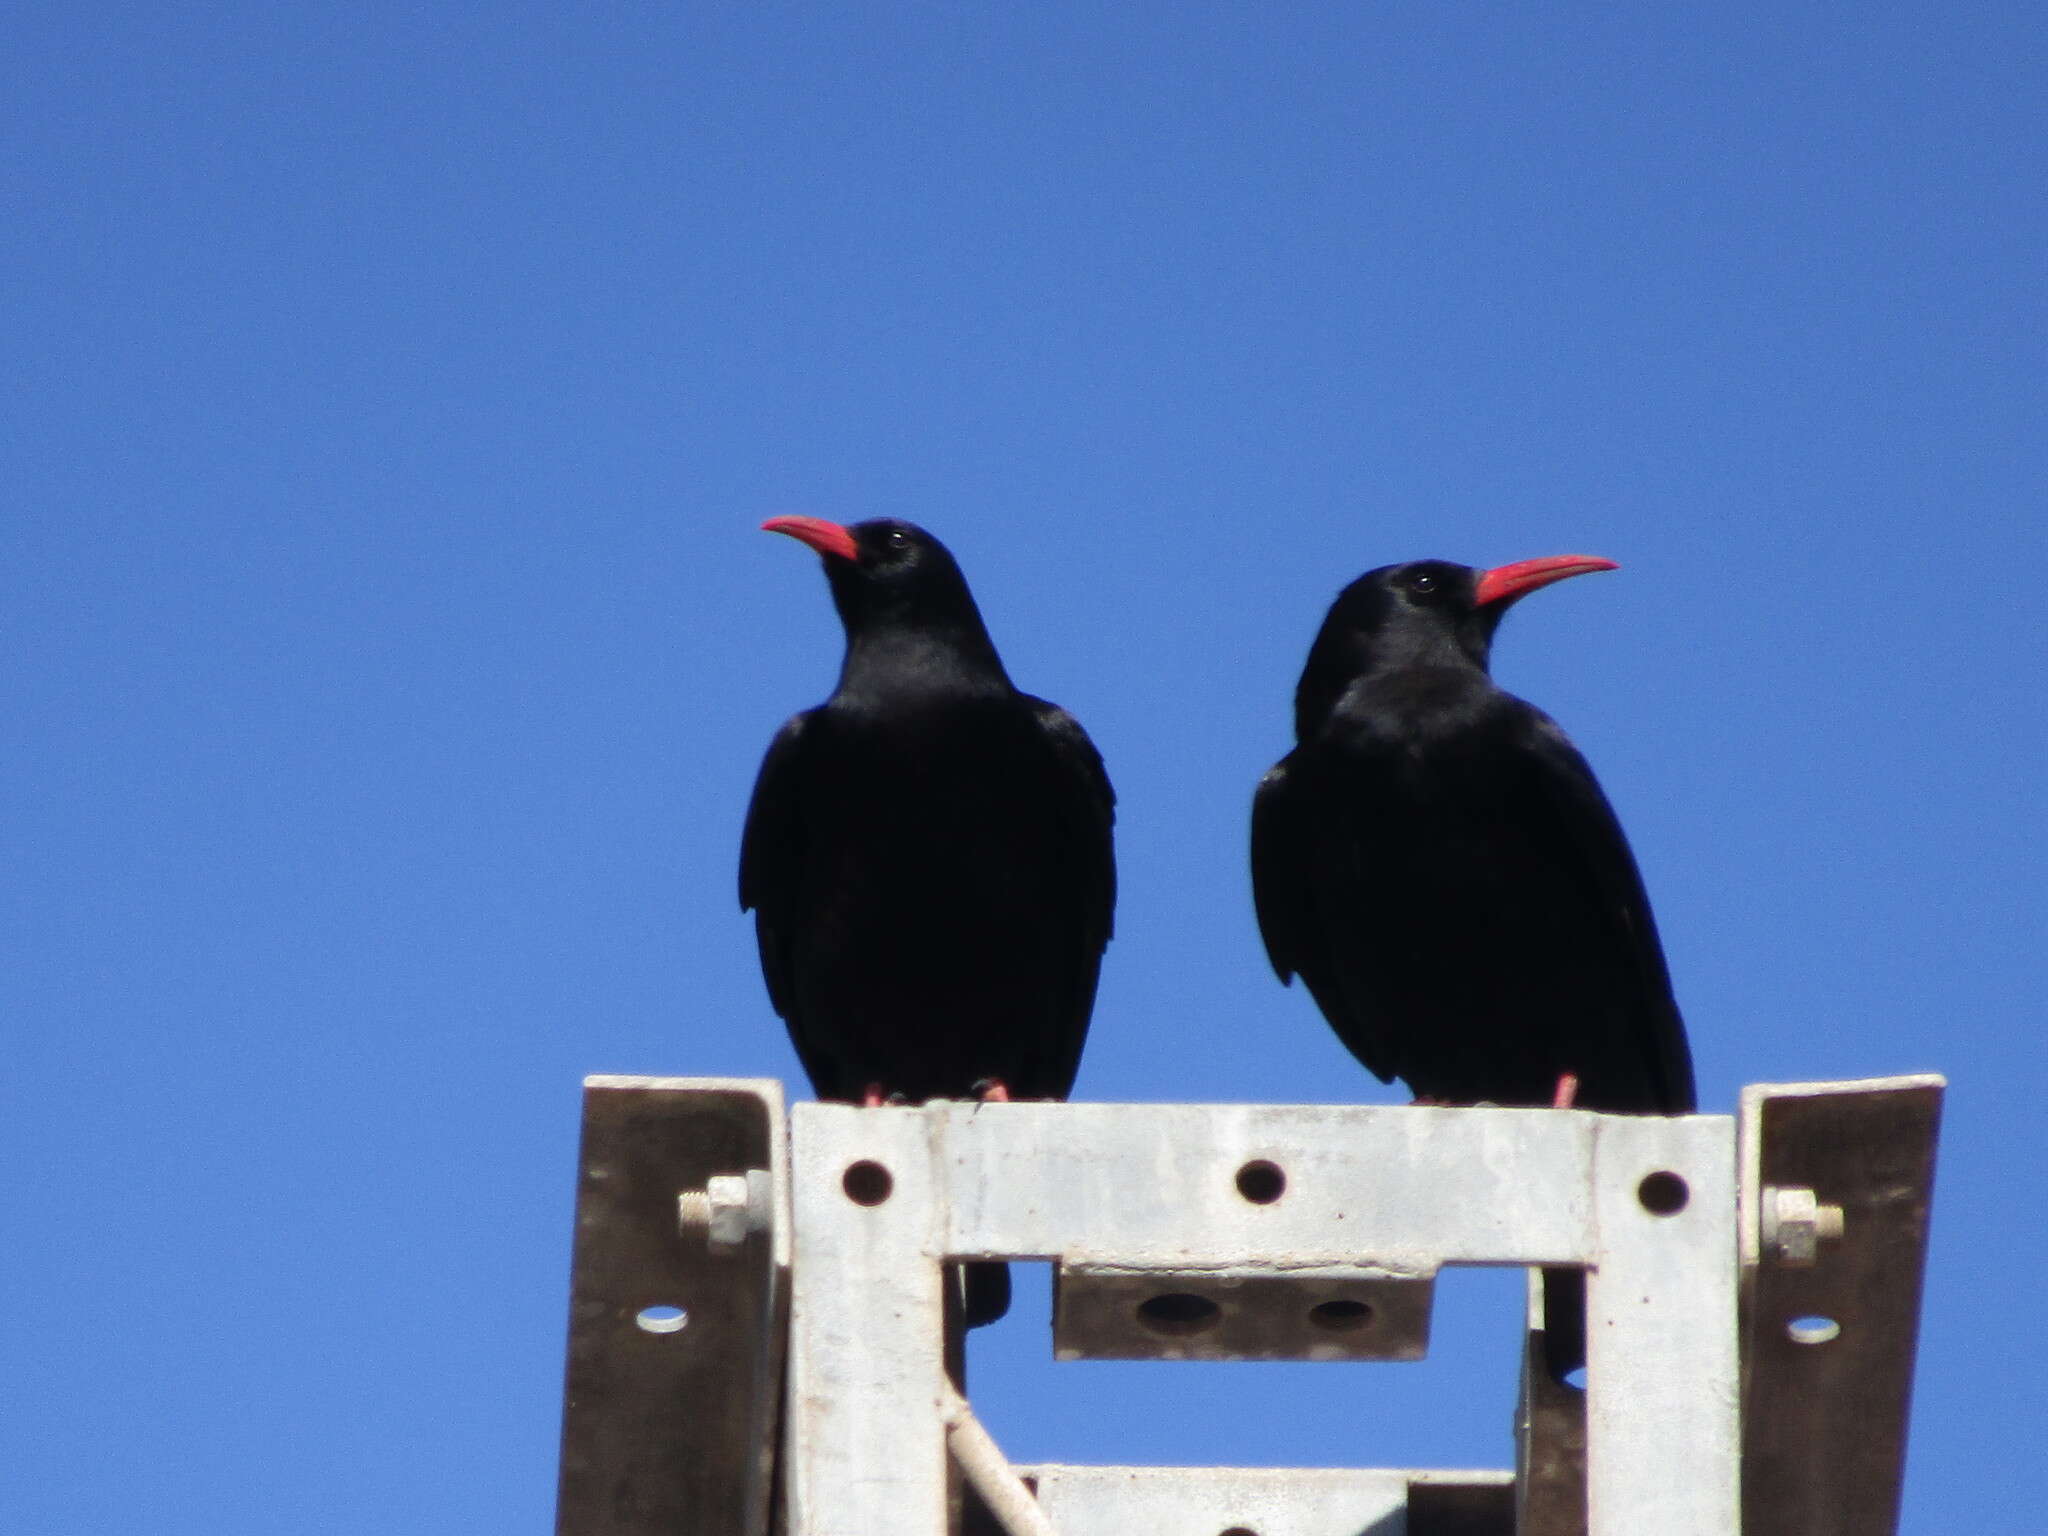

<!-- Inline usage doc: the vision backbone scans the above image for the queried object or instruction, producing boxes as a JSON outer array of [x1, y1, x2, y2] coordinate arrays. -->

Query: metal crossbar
[[786, 1102, 1737, 1536], [554, 1075, 1941, 1536]]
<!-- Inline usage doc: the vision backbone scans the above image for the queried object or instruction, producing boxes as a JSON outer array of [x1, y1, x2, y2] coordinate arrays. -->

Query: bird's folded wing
[[738, 711, 813, 1023], [1506, 715, 1697, 1112], [1249, 758, 1307, 985]]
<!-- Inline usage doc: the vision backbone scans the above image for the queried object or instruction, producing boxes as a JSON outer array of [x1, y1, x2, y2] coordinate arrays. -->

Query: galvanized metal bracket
[[1053, 1261, 1437, 1362], [785, 1101, 1739, 1536], [1738, 1074, 1944, 1536], [553, 1075, 1942, 1536], [555, 1076, 789, 1536]]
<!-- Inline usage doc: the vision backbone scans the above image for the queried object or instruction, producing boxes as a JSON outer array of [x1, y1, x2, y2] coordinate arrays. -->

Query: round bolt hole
[[842, 1160, 894, 1206], [1219, 1528, 1259, 1536], [1235, 1159, 1287, 1204], [1135, 1292, 1222, 1338], [1307, 1299, 1374, 1333], [1637, 1170, 1689, 1215], [634, 1304, 688, 1335], [1787, 1314, 1841, 1345]]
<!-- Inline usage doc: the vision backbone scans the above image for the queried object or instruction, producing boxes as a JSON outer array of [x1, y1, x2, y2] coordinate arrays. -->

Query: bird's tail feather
[[962, 1260, 1011, 1328], [1539, 1266, 1587, 1383]]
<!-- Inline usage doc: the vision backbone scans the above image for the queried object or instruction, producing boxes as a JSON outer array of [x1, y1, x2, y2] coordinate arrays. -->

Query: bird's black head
[[762, 515, 1006, 682], [1293, 554, 1616, 738]]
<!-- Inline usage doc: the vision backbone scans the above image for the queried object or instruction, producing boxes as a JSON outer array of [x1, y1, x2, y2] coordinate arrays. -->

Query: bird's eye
[[885, 528, 912, 550], [1408, 571, 1438, 595]]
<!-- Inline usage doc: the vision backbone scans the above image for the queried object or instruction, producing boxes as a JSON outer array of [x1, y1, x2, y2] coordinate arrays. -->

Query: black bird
[[742, 516, 1116, 1326], [1251, 555, 1694, 1376]]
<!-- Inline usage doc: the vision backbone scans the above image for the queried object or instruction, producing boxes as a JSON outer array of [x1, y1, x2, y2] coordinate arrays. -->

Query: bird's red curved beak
[[1473, 554, 1618, 608], [762, 515, 860, 562]]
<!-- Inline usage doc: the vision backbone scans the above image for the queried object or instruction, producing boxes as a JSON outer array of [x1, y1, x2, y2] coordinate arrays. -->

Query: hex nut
[[679, 1169, 773, 1251], [1761, 1185, 1845, 1267], [705, 1173, 753, 1249]]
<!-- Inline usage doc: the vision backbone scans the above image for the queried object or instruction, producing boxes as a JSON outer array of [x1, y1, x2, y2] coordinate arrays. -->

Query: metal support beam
[[785, 1104, 950, 1536], [785, 1101, 1739, 1536], [1585, 1114, 1739, 1531], [1053, 1261, 1436, 1362], [1739, 1075, 1943, 1536], [1017, 1465, 1515, 1535], [552, 1077, 1941, 1536], [556, 1077, 789, 1536], [1515, 1270, 1588, 1536]]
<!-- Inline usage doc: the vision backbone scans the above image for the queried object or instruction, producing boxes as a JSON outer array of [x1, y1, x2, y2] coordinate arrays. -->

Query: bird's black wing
[[738, 711, 812, 1026], [1024, 696, 1116, 941], [1503, 711, 1696, 1111], [1022, 697, 1117, 1085], [1251, 751, 1404, 1085], [1250, 755, 1309, 985]]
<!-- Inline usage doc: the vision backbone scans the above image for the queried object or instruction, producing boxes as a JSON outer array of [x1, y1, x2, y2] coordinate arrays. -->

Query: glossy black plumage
[[742, 517, 1116, 1325], [1251, 556, 1694, 1377], [1252, 556, 1692, 1113]]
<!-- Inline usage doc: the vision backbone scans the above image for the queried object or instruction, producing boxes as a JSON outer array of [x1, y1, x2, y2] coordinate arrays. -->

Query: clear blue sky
[[4, 4, 2040, 1531]]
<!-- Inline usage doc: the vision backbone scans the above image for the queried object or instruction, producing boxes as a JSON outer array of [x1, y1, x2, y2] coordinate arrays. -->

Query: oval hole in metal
[[1637, 1170, 1690, 1215], [1787, 1314, 1841, 1345], [1307, 1299, 1374, 1333], [1136, 1293, 1222, 1337]]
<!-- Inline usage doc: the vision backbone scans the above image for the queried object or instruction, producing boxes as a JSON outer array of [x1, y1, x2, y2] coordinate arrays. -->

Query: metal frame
[[555, 1074, 1943, 1536], [1738, 1076, 1943, 1536], [786, 1102, 1738, 1536], [555, 1077, 789, 1536]]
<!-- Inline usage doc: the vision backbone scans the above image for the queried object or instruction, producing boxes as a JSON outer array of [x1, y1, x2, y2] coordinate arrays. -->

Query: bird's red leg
[[862, 1083, 886, 1108], [1551, 1073, 1580, 1109], [973, 1078, 1012, 1104]]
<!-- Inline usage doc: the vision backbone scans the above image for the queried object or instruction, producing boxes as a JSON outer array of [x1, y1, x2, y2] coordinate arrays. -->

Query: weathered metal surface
[[1514, 1270, 1587, 1536], [1739, 1075, 1944, 1536], [556, 1077, 788, 1536], [1403, 1472, 1520, 1535], [552, 1077, 1945, 1536], [1018, 1465, 1514, 1535], [1584, 1113, 1739, 1532], [932, 1102, 1601, 1267], [784, 1105, 950, 1536], [1052, 1262, 1436, 1361], [786, 1100, 1738, 1536]]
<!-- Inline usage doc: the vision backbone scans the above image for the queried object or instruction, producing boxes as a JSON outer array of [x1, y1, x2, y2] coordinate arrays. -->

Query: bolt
[[1760, 1185, 1845, 1267], [678, 1169, 772, 1251]]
